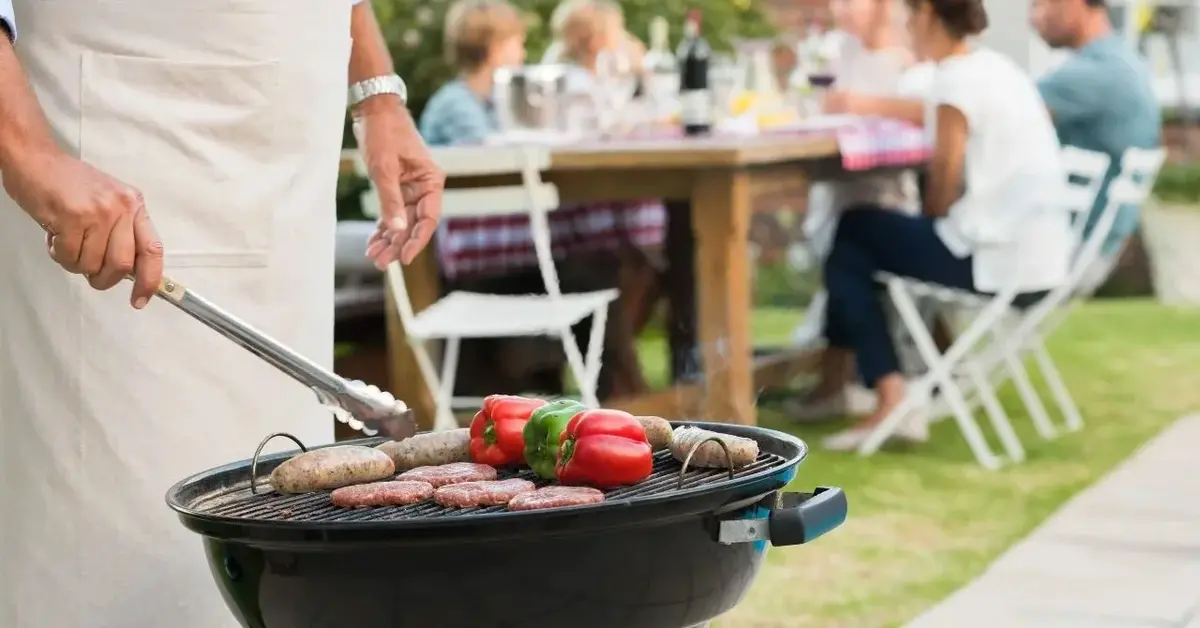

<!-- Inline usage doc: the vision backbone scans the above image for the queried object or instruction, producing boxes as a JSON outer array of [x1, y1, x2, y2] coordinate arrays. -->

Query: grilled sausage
[[669, 426, 759, 469], [635, 416, 673, 450], [507, 486, 605, 511], [329, 480, 435, 507], [269, 445, 396, 494], [433, 479, 536, 508], [397, 462, 498, 487], [375, 429, 471, 471]]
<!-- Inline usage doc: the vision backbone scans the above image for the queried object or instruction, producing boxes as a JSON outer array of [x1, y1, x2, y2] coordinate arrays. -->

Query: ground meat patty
[[396, 462, 498, 487], [507, 486, 606, 511], [433, 479, 536, 508], [329, 481, 435, 508]]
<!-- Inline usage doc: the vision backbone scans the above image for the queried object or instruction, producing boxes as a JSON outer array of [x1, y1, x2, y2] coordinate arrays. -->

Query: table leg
[[385, 247, 441, 431], [664, 200, 699, 383], [691, 170, 755, 425]]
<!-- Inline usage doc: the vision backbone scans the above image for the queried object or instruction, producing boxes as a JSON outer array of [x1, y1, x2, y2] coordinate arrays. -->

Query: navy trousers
[[823, 206, 1041, 388]]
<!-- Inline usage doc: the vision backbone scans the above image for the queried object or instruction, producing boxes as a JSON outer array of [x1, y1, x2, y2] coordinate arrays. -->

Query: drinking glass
[[708, 53, 742, 122], [594, 48, 640, 134]]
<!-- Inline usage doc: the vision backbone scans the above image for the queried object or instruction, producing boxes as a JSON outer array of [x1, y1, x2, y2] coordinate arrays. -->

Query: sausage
[[635, 416, 673, 450], [669, 426, 759, 469], [507, 486, 605, 511], [396, 462, 498, 487], [269, 445, 396, 494], [330, 481, 435, 507], [375, 429, 471, 471], [433, 479, 536, 508]]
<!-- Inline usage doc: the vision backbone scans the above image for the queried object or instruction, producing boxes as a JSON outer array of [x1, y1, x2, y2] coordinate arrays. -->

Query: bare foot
[[847, 374, 906, 431]]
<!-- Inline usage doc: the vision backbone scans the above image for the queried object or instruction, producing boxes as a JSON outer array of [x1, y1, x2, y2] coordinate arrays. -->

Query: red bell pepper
[[469, 395, 547, 466], [556, 409, 653, 488]]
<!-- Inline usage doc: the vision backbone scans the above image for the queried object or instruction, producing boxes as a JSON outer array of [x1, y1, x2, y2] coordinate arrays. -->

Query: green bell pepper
[[522, 399, 587, 479]]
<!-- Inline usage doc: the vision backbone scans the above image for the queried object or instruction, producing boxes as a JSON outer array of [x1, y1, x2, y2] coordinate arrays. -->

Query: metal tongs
[[146, 275, 417, 440]]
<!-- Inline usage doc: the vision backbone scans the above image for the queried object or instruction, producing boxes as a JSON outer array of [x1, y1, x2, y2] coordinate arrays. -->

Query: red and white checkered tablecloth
[[832, 117, 931, 171], [437, 117, 929, 280], [437, 199, 666, 280]]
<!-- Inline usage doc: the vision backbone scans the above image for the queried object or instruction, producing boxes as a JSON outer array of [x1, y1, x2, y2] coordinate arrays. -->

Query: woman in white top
[[819, 0, 1073, 450], [792, 0, 925, 421]]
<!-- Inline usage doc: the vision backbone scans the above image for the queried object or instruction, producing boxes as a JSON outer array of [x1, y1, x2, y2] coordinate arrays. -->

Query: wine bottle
[[676, 10, 711, 136], [643, 16, 679, 119]]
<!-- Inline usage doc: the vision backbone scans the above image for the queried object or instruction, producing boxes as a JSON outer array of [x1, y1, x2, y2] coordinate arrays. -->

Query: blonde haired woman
[[542, 0, 644, 84]]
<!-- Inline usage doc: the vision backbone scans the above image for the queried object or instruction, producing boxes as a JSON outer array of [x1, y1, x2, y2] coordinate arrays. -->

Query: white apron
[[0, 1, 350, 626]]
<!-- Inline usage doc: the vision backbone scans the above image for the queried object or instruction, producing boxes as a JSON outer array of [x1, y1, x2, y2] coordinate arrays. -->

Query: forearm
[[0, 39, 58, 174], [922, 163, 956, 217], [348, 1, 413, 123], [857, 96, 925, 126], [349, 2, 393, 86]]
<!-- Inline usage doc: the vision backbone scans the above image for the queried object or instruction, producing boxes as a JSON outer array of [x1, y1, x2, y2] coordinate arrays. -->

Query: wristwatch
[[348, 74, 408, 108]]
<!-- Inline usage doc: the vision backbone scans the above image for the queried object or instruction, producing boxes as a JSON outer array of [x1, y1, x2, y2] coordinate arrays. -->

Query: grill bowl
[[166, 422, 844, 628]]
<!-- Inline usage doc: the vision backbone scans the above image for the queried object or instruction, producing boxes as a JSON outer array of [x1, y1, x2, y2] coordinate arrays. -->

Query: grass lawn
[[637, 300, 1200, 628]]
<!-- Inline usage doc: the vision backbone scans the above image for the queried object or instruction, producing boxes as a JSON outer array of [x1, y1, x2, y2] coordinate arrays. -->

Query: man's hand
[[2, 148, 164, 308], [354, 96, 444, 269]]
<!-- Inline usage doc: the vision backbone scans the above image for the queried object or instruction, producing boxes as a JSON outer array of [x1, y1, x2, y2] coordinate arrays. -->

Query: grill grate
[[194, 450, 787, 523]]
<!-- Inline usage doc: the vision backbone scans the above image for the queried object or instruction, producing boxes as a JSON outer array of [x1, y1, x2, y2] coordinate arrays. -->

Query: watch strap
[[348, 74, 408, 108]]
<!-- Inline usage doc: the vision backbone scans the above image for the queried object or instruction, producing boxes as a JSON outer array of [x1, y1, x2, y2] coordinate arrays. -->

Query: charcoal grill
[[167, 422, 846, 628]]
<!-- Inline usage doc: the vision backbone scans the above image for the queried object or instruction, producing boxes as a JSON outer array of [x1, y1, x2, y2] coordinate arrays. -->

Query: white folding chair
[[862, 147, 1165, 469], [972, 147, 1166, 437], [361, 146, 617, 431], [858, 148, 1114, 469], [921, 147, 1114, 434]]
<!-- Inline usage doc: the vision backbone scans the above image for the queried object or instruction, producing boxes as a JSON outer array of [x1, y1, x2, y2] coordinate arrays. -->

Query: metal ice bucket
[[493, 64, 571, 132]]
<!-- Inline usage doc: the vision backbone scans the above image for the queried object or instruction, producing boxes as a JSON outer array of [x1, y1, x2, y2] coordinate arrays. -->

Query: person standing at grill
[[0, 1, 442, 627]]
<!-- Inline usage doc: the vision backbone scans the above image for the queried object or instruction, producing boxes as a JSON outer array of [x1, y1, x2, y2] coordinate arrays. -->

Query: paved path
[[907, 414, 1200, 628], [1143, 205, 1200, 305]]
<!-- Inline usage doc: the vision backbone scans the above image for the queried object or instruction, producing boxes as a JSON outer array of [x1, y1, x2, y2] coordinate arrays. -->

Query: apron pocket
[[80, 51, 282, 268]]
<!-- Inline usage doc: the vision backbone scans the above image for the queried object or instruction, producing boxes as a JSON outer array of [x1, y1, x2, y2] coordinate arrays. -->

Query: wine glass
[[708, 53, 743, 122], [594, 47, 640, 134]]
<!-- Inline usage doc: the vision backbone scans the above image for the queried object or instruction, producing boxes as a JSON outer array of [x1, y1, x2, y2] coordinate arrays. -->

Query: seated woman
[[790, 0, 922, 421], [819, 0, 1073, 451]]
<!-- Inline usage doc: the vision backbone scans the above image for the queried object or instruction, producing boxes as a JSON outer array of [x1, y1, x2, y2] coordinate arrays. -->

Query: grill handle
[[768, 487, 847, 546], [249, 432, 309, 495], [717, 487, 847, 547]]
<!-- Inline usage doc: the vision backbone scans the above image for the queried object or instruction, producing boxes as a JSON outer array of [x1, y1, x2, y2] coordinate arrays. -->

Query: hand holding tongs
[[146, 275, 418, 440]]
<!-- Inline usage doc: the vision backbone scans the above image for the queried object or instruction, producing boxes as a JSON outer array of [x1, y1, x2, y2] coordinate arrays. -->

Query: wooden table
[[386, 133, 849, 428]]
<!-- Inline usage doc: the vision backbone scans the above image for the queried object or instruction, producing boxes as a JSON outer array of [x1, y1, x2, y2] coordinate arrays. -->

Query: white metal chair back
[[879, 147, 1167, 469], [1058, 146, 1113, 258], [1077, 147, 1166, 270], [370, 145, 615, 430], [858, 146, 1120, 469], [383, 146, 562, 331]]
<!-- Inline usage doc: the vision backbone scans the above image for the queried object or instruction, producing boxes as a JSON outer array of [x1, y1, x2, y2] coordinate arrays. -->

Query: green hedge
[[1152, 162, 1200, 204]]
